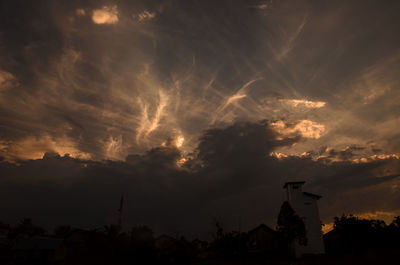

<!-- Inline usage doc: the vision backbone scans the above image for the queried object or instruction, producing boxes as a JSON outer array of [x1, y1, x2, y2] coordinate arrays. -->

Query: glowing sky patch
[[322, 222, 334, 234], [0, 135, 91, 162], [294, 120, 325, 139], [174, 135, 185, 148], [92, 5, 118, 24]]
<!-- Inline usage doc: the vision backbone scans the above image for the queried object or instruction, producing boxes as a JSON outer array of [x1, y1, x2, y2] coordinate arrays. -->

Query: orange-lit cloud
[[0, 70, 16, 92], [176, 157, 187, 167], [136, 90, 169, 143], [280, 99, 326, 108], [210, 79, 261, 125], [352, 153, 400, 163], [161, 135, 185, 149], [257, 4, 268, 10], [356, 211, 396, 222], [92, 5, 118, 24], [174, 135, 185, 148], [269, 152, 289, 159], [0, 135, 91, 162], [136, 10, 156, 22], [76, 8, 86, 16], [103, 135, 123, 160], [294, 120, 325, 139], [271, 120, 325, 139]]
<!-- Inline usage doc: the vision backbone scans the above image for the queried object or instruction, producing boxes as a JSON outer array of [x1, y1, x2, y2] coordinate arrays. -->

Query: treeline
[[1, 214, 400, 264], [324, 214, 400, 255]]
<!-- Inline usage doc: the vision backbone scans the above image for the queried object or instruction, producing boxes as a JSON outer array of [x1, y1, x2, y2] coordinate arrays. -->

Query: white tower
[[283, 181, 325, 257]]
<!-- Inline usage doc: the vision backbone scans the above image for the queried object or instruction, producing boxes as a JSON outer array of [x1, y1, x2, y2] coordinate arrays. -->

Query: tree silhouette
[[277, 201, 307, 256], [389, 216, 400, 228], [103, 224, 122, 240], [53, 225, 72, 238], [130, 225, 155, 262], [210, 220, 248, 257], [12, 218, 45, 238], [330, 214, 400, 253]]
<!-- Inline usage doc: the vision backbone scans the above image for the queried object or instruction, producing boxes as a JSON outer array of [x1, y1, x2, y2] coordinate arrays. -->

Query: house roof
[[248, 224, 276, 235], [283, 181, 305, 188], [303, 191, 322, 199]]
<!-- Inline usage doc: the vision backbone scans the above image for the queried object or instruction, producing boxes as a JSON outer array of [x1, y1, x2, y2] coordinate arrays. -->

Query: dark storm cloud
[[1, 121, 399, 237]]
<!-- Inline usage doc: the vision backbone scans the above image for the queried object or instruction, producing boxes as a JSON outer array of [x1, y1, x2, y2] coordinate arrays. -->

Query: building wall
[[286, 184, 325, 257]]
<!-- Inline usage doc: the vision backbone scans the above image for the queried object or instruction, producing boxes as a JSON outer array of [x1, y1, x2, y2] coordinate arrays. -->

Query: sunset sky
[[0, 0, 399, 237]]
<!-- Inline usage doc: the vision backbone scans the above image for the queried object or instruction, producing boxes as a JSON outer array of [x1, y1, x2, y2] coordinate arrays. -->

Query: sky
[[0, 0, 399, 238]]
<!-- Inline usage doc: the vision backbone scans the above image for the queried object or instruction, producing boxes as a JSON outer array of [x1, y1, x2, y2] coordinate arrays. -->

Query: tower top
[[283, 181, 305, 189]]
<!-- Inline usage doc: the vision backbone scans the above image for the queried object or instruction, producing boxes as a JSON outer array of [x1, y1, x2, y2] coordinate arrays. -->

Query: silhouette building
[[284, 181, 325, 257]]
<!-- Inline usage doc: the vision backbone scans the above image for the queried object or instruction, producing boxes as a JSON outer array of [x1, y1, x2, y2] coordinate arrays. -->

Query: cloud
[[275, 15, 307, 61], [210, 79, 261, 125], [76, 8, 86, 16], [136, 90, 169, 144], [0, 70, 17, 92], [356, 210, 399, 223], [0, 135, 91, 162], [0, 121, 399, 238], [280, 99, 326, 108], [257, 4, 268, 10], [271, 120, 325, 139], [103, 135, 124, 160], [0, 0, 399, 163], [136, 10, 156, 22], [92, 5, 118, 24]]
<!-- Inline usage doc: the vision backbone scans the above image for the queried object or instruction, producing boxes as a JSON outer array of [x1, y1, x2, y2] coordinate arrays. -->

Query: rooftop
[[303, 191, 322, 199], [283, 181, 305, 188]]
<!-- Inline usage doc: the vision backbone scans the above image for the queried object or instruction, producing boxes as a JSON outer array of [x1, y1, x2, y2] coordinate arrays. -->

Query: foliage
[[325, 214, 400, 254], [210, 220, 247, 257], [103, 224, 122, 240], [131, 225, 156, 262], [53, 225, 72, 238], [277, 201, 307, 248], [9, 218, 45, 238]]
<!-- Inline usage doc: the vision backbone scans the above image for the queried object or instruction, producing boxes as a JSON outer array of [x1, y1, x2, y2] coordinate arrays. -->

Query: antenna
[[118, 195, 124, 228]]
